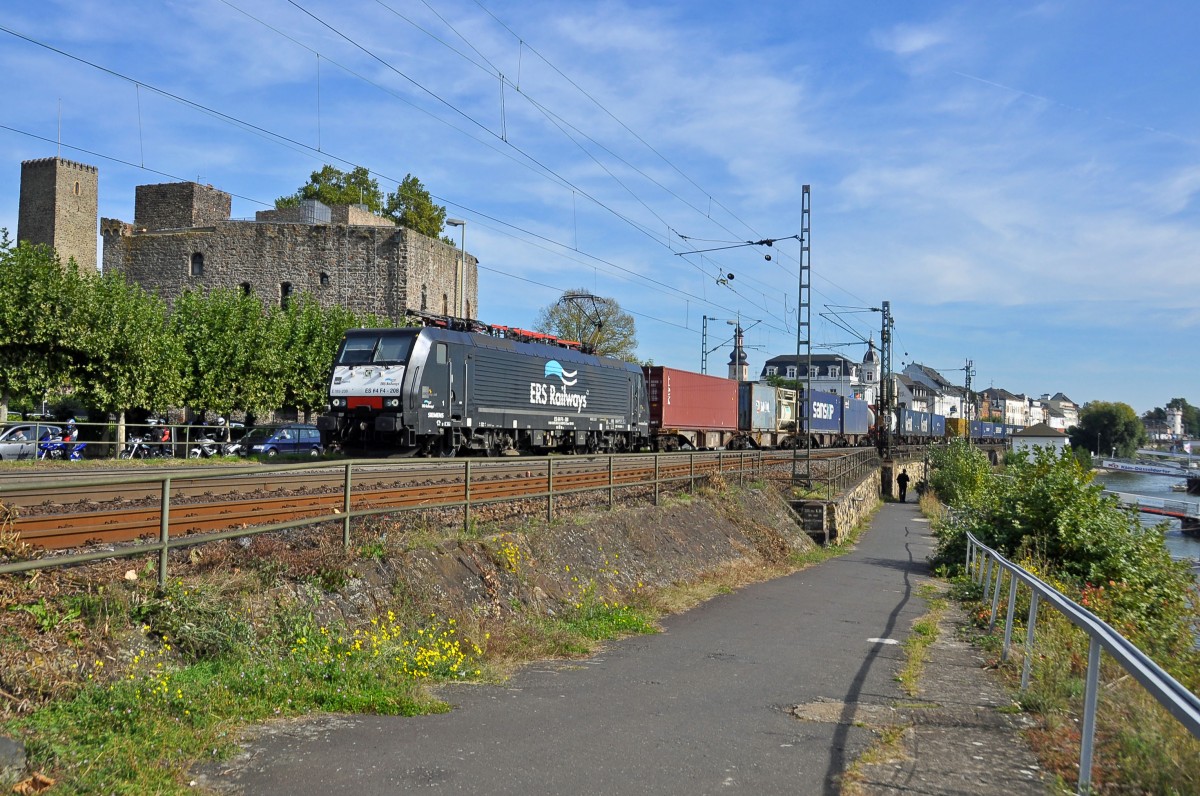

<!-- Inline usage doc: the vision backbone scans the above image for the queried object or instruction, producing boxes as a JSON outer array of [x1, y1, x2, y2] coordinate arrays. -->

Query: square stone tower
[[17, 157, 99, 271], [134, 182, 231, 231]]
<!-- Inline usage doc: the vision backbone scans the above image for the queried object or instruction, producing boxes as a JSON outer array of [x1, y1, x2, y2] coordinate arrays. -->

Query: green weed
[[5, 602, 481, 793], [9, 599, 80, 634]]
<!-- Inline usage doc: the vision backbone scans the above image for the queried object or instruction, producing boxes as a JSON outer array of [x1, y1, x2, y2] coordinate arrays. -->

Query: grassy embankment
[[1, 476, 865, 793]]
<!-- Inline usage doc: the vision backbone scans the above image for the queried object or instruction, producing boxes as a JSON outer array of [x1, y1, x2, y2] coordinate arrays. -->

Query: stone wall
[[17, 158, 99, 271], [330, 204, 395, 228], [102, 216, 475, 324], [134, 183, 232, 231], [829, 472, 884, 543], [404, 232, 477, 319], [791, 455, 932, 545]]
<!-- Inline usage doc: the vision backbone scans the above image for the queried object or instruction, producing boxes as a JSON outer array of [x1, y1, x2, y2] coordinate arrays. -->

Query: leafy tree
[[385, 174, 449, 240], [276, 297, 384, 422], [276, 165, 384, 213], [278, 167, 452, 241], [0, 234, 88, 417], [766, 374, 801, 391], [1144, 398, 1199, 436], [172, 289, 286, 417], [534, 290, 638, 361], [1068, 401, 1146, 458], [75, 271, 186, 447]]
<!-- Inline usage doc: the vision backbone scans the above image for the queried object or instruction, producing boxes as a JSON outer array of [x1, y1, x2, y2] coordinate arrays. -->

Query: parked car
[[239, 424, 323, 457], [0, 423, 63, 461]]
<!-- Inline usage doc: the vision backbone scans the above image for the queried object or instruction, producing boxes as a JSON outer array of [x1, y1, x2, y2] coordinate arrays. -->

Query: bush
[[931, 445, 1200, 673]]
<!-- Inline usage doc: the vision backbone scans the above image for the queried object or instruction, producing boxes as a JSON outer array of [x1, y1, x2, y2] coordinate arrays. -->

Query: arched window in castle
[[466, 301, 471, 320], [240, 282, 252, 296], [421, 285, 427, 311], [280, 282, 293, 309], [73, 181, 81, 196], [442, 293, 448, 315], [190, 252, 204, 277], [319, 272, 330, 287]]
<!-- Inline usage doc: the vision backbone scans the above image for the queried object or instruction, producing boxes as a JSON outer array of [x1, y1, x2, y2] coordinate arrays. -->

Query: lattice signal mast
[[793, 185, 812, 485]]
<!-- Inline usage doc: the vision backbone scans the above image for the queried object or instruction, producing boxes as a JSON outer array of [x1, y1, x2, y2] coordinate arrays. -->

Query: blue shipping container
[[804, 390, 843, 434], [930, 414, 946, 437], [899, 408, 933, 436], [843, 397, 871, 437]]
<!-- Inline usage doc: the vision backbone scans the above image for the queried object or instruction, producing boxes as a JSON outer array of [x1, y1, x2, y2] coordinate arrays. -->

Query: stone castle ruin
[[17, 157, 99, 272], [17, 157, 477, 324]]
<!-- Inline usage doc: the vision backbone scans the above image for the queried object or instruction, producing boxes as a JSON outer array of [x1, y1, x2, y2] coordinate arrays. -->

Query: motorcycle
[[188, 435, 229, 458], [38, 439, 86, 461], [123, 436, 169, 459]]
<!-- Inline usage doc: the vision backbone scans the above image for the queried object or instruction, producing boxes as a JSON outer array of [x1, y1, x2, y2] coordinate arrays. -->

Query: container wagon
[[736, 382, 778, 448], [897, 408, 931, 444], [930, 413, 946, 439], [643, 366, 738, 450], [842, 396, 873, 446], [946, 417, 969, 438], [802, 389, 844, 448]]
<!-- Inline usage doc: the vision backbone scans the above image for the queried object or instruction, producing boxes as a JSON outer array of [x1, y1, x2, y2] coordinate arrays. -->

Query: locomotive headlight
[[330, 398, 343, 408], [386, 398, 400, 408]]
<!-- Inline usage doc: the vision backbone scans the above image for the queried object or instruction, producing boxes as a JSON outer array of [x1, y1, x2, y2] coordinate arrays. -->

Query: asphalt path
[[206, 502, 935, 795]]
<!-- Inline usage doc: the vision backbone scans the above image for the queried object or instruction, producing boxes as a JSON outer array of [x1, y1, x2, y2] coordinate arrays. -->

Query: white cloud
[[872, 23, 951, 57]]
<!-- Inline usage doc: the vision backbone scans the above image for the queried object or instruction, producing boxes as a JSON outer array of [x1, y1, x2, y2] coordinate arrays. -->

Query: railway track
[[2, 449, 860, 551]]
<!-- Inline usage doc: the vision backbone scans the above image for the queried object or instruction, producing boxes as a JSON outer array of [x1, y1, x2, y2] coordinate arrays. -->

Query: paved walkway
[[199, 502, 1049, 795]]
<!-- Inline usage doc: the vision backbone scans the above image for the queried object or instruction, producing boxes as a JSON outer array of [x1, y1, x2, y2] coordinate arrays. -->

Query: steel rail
[[1, 449, 879, 587]]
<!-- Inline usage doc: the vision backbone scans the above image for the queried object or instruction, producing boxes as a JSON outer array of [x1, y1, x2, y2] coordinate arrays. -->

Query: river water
[[1092, 469, 1200, 573]]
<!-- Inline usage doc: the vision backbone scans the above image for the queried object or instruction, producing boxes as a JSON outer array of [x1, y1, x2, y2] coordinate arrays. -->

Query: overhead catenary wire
[[264, 2, 785, 314], [0, 10, 822, 339], [1, 118, 780, 341], [222, 2, 807, 325]]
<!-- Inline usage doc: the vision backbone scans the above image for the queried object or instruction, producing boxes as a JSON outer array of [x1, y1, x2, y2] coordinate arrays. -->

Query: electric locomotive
[[318, 321, 649, 456]]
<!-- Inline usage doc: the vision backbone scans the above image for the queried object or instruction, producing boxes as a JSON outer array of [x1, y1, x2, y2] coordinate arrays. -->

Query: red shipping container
[[643, 366, 739, 431]]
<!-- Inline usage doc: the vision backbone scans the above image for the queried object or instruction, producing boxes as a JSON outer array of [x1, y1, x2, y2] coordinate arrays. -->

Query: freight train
[[891, 411, 1024, 445], [317, 318, 880, 456], [317, 316, 1014, 457]]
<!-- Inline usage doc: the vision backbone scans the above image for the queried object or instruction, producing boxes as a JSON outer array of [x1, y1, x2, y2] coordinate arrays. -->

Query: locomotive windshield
[[337, 330, 416, 366]]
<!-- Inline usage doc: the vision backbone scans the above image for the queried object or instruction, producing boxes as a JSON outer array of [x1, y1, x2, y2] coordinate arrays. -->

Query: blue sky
[[2, 1, 1197, 414]]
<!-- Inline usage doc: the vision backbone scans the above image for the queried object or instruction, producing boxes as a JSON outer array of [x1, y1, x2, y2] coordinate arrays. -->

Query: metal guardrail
[[0, 450, 782, 587], [966, 531, 1200, 794], [813, 447, 879, 493]]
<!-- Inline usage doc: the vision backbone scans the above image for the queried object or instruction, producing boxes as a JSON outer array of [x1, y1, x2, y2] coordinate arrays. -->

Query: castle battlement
[[21, 157, 99, 174]]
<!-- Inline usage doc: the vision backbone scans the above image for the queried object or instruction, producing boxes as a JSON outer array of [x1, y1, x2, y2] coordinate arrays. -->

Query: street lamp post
[[446, 218, 466, 319]]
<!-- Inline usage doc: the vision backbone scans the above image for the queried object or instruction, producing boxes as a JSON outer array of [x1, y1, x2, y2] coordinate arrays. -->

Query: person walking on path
[[896, 468, 910, 502]]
